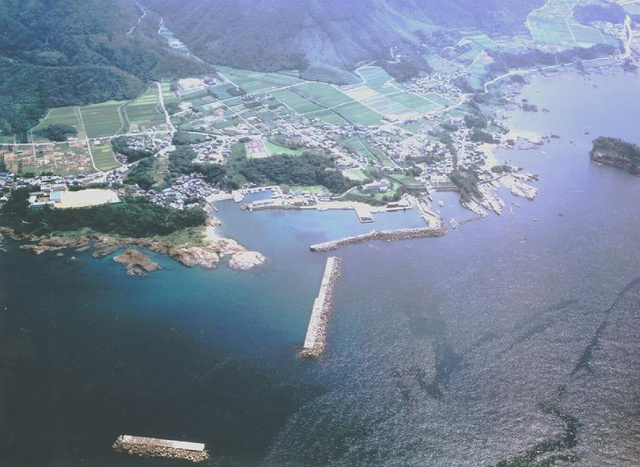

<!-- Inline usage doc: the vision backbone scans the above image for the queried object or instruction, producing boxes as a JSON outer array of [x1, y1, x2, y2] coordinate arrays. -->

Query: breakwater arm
[[300, 257, 342, 358], [309, 225, 446, 253], [113, 435, 209, 463]]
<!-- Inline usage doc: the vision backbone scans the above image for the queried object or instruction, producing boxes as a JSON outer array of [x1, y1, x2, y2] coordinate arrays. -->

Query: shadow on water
[[496, 278, 640, 466], [573, 277, 640, 375], [408, 313, 463, 400]]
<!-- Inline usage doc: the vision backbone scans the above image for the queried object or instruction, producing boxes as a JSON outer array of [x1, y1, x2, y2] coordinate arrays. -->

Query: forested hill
[[146, 0, 544, 73], [0, 0, 210, 137]]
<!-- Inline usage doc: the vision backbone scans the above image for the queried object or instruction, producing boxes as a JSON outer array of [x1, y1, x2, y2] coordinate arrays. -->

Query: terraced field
[[79, 101, 126, 138]]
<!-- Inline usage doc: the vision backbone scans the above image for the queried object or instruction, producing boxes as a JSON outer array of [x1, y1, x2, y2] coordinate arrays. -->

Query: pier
[[309, 225, 446, 253], [300, 257, 342, 358], [113, 435, 209, 463]]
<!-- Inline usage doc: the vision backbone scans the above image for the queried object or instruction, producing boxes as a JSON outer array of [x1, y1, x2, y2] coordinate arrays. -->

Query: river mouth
[[2, 70, 640, 466]]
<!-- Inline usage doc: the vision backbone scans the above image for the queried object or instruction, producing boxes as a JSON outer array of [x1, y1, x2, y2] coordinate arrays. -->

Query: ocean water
[[1, 70, 640, 467]]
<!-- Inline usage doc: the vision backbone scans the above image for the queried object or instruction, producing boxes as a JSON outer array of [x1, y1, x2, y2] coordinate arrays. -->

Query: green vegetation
[[34, 124, 77, 142], [111, 137, 154, 163], [590, 137, 640, 175], [265, 141, 305, 156], [126, 158, 158, 190], [270, 89, 324, 115], [149, 0, 539, 75], [1, 192, 206, 237], [335, 102, 384, 126], [295, 82, 353, 108], [91, 142, 121, 172], [449, 169, 481, 202], [80, 101, 127, 138], [0, 0, 209, 137], [224, 153, 356, 193], [32, 108, 82, 137], [574, 4, 625, 25], [125, 87, 163, 125]]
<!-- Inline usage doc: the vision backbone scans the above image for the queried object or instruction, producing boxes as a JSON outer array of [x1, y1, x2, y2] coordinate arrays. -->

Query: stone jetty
[[309, 225, 446, 253], [300, 257, 342, 358], [113, 435, 209, 463]]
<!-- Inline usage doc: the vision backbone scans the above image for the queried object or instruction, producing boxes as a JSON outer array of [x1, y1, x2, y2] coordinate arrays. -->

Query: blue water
[[1, 70, 640, 466]]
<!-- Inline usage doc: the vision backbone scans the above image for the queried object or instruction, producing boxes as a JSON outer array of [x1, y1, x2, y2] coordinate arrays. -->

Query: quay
[[300, 257, 342, 358], [241, 198, 411, 224], [113, 435, 209, 463], [309, 225, 446, 253]]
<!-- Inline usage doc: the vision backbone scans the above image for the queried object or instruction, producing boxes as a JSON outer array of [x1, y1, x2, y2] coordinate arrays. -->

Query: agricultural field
[[308, 110, 351, 126], [269, 89, 324, 114], [32, 107, 83, 140], [342, 136, 392, 166], [385, 173, 423, 188], [467, 51, 493, 89], [425, 54, 463, 74], [265, 141, 305, 156], [217, 66, 304, 94], [90, 141, 120, 171], [295, 82, 353, 108], [388, 93, 441, 114], [424, 93, 455, 108], [335, 102, 385, 126], [79, 101, 126, 138], [1, 140, 94, 176], [161, 82, 180, 105], [357, 67, 395, 90], [527, 15, 618, 48], [124, 88, 164, 127]]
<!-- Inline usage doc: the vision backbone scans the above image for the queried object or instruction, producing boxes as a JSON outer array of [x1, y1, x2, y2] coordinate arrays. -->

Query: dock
[[113, 435, 209, 463], [300, 257, 342, 358], [309, 225, 446, 253]]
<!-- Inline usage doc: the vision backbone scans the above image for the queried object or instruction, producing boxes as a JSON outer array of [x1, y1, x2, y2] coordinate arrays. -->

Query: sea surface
[[1, 70, 640, 467]]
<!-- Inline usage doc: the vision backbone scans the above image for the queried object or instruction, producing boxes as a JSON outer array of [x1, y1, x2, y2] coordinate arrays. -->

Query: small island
[[590, 137, 640, 176]]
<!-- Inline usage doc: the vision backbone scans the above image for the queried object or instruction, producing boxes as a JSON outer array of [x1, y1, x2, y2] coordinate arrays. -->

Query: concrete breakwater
[[113, 435, 209, 463], [300, 257, 342, 358], [309, 226, 446, 252]]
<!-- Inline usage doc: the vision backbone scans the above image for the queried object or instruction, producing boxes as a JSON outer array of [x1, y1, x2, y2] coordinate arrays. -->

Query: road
[[126, 1, 147, 35]]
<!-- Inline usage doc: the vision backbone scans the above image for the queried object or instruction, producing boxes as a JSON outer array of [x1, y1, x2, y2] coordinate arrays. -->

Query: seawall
[[113, 435, 209, 463], [309, 225, 446, 253], [300, 257, 342, 358]]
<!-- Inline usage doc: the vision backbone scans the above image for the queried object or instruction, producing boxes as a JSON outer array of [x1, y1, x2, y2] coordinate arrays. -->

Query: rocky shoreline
[[309, 225, 447, 252], [0, 224, 265, 275]]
